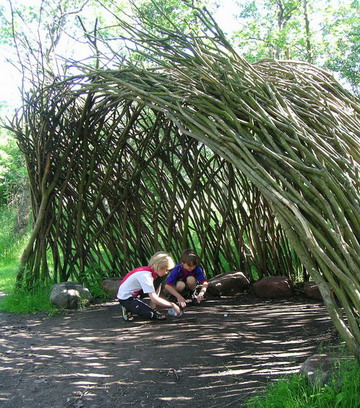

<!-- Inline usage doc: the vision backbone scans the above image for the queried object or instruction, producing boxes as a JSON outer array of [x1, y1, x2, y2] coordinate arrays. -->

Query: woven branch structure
[[9, 9, 360, 359]]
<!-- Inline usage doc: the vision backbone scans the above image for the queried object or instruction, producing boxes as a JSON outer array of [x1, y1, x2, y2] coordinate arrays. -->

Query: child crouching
[[165, 249, 208, 308], [117, 252, 182, 321]]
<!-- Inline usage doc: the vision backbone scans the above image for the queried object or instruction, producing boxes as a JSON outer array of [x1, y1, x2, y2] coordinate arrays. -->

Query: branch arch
[[9, 12, 360, 360]]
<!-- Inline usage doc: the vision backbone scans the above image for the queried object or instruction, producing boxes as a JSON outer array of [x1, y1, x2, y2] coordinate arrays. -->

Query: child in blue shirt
[[165, 249, 208, 308]]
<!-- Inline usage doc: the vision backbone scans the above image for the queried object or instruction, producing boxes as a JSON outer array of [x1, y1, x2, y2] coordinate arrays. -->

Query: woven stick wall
[[9, 7, 359, 358], [15, 90, 290, 283]]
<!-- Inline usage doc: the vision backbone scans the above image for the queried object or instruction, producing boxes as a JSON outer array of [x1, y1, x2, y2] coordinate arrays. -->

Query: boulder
[[207, 272, 250, 296], [253, 276, 293, 299], [303, 281, 323, 301], [299, 354, 335, 387], [50, 282, 92, 309], [102, 277, 122, 298]]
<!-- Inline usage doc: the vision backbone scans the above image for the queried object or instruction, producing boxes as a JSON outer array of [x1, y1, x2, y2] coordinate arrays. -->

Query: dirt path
[[0, 294, 337, 408]]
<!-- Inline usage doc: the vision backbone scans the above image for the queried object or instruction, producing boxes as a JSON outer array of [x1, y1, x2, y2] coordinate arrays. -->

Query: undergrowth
[[0, 285, 55, 314], [0, 205, 20, 259], [246, 354, 360, 408]]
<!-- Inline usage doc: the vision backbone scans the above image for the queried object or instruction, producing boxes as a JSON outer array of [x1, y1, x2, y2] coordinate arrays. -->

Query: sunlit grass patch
[[0, 205, 19, 257], [0, 285, 55, 314], [246, 355, 360, 408]]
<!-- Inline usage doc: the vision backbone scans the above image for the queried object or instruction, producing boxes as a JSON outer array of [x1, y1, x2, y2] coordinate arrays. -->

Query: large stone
[[207, 272, 250, 296], [253, 276, 293, 299], [102, 277, 122, 298], [303, 281, 323, 301], [299, 354, 335, 387], [50, 282, 92, 309]]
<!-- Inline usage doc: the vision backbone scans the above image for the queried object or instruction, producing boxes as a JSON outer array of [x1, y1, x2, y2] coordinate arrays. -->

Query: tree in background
[[1, 0, 358, 96], [322, 1, 359, 96], [232, 0, 359, 95], [231, 0, 309, 60]]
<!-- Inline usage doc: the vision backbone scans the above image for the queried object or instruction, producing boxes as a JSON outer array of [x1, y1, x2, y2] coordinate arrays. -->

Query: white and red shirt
[[117, 266, 157, 300]]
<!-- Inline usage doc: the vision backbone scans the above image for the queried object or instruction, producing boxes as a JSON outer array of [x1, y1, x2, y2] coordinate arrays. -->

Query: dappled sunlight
[[0, 295, 336, 407]]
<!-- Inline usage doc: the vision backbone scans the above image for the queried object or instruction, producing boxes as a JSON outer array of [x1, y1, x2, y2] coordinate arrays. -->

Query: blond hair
[[149, 251, 175, 272]]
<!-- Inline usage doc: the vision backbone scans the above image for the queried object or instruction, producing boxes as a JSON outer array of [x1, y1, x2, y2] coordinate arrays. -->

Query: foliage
[[322, 1, 360, 96], [0, 201, 31, 295], [232, 0, 360, 95], [0, 258, 18, 295], [0, 205, 18, 256], [0, 0, 358, 98], [233, 0, 304, 60], [246, 356, 360, 408], [0, 0, 123, 90], [134, 0, 214, 33], [0, 132, 27, 207]]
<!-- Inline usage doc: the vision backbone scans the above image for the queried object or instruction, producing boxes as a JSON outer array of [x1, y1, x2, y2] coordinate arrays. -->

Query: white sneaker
[[120, 305, 133, 321]]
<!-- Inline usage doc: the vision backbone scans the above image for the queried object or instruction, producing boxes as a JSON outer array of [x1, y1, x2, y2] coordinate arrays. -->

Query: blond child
[[117, 252, 181, 321]]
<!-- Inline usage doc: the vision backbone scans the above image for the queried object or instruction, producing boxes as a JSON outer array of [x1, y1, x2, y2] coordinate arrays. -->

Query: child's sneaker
[[191, 291, 199, 305], [152, 309, 167, 320], [120, 305, 133, 321]]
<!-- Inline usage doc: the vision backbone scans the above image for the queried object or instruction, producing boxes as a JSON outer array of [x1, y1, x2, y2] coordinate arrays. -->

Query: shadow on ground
[[0, 294, 337, 408]]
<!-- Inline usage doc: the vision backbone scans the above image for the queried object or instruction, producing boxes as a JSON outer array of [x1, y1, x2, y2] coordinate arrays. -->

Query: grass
[[0, 238, 57, 314], [0, 285, 55, 314], [0, 204, 56, 314], [0, 205, 20, 258], [0, 202, 111, 313], [246, 354, 360, 408], [0, 251, 109, 314], [0, 233, 26, 294], [0, 238, 110, 314]]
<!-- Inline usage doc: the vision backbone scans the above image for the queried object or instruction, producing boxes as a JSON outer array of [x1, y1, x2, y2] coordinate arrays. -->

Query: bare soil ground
[[0, 293, 338, 408]]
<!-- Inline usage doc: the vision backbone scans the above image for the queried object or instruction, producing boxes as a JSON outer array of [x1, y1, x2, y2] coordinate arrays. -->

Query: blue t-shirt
[[165, 263, 207, 286]]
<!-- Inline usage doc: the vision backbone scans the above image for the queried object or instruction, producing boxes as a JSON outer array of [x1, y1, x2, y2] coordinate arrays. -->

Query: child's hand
[[176, 296, 187, 308], [172, 303, 182, 315], [196, 293, 205, 303]]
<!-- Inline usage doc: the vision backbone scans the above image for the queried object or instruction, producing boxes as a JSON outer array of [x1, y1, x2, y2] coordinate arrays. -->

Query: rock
[[50, 282, 92, 309], [207, 272, 250, 296], [303, 281, 323, 300], [102, 277, 122, 298], [299, 354, 335, 387], [253, 276, 293, 299]]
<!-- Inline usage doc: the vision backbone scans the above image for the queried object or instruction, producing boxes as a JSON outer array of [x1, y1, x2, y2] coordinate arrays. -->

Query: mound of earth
[[0, 294, 337, 408]]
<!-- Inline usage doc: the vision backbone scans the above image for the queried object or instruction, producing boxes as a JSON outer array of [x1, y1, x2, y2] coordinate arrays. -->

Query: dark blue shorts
[[118, 276, 162, 319], [119, 297, 153, 319]]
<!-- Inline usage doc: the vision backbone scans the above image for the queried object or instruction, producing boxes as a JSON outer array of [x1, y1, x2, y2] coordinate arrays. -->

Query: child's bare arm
[[164, 284, 187, 308], [196, 282, 208, 303], [149, 292, 181, 314]]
